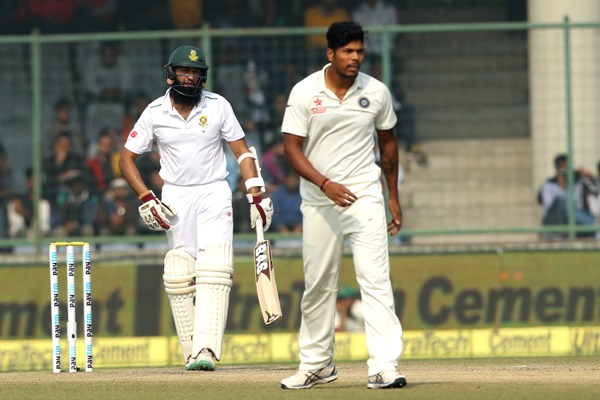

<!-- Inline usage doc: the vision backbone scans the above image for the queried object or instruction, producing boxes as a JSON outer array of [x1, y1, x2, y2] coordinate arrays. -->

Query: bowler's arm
[[282, 133, 327, 188], [377, 129, 403, 234]]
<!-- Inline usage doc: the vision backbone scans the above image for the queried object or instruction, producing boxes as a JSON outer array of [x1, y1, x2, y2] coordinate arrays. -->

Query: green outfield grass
[[1, 356, 598, 400]]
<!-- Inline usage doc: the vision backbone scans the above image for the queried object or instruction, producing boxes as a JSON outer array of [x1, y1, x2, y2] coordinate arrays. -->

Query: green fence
[[1, 20, 599, 253]]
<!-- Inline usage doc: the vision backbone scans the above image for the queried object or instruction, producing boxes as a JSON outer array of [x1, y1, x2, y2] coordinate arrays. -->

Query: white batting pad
[[193, 241, 233, 361], [198, 240, 234, 276], [164, 249, 196, 363]]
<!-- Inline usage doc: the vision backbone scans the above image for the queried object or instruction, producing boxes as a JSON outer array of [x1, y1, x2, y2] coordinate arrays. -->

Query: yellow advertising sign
[[472, 327, 569, 357], [2, 251, 600, 341], [2, 326, 599, 371]]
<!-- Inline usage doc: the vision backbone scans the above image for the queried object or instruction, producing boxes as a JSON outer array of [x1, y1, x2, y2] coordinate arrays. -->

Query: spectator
[[0, 141, 12, 242], [42, 131, 87, 208], [26, 0, 75, 34], [538, 154, 599, 239], [43, 98, 85, 158], [0, 1, 23, 35], [7, 167, 51, 239], [72, 0, 117, 33], [261, 137, 287, 188], [232, 175, 252, 234], [81, 41, 130, 149], [169, 0, 204, 30], [261, 0, 297, 27], [121, 93, 151, 146], [270, 171, 302, 233], [213, 47, 269, 130], [86, 127, 122, 195], [135, 144, 162, 195], [224, 144, 240, 193], [132, 150, 164, 237], [303, 0, 351, 72], [595, 160, 600, 188], [148, 167, 164, 198], [242, 119, 263, 157], [257, 1, 303, 103], [334, 285, 364, 332], [120, 0, 171, 31], [213, 44, 249, 119], [263, 92, 289, 149], [51, 169, 99, 237], [255, 0, 300, 106], [83, 41, 132, 103], [352, 0, 398, 80], [213, 0, 258, 29], [95, 177, 139, 235], [395, 87, 427, 165], [244, 59, 269, 126], [350, 1, 427, 163]]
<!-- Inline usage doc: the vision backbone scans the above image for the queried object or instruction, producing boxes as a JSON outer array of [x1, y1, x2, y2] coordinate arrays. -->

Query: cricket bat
[[254, 217, 282, 325]]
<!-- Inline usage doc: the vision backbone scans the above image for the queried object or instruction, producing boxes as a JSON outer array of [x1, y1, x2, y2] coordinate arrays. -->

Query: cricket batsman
[[119, 44, 273, 370]]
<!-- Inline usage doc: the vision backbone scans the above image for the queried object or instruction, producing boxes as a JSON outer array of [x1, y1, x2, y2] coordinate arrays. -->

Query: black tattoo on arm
[[380, 153, 397, 177]]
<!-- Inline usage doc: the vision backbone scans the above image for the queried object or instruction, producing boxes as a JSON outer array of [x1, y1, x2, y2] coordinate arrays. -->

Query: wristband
[[237, 152, 255, 165], [245, 176, 265, 192], [320, 178, 331, 191], [139, 190, 156, 203]]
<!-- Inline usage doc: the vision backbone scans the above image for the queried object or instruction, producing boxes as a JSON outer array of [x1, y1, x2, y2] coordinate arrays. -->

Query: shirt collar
[[319, 63, 364, 95]]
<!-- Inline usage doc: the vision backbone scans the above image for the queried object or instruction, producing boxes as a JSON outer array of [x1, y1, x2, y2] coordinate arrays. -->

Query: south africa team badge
[[199, 116, 208, 126]]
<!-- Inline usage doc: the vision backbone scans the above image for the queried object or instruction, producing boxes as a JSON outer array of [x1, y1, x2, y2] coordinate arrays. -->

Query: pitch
[[1, 357, 598, 400]]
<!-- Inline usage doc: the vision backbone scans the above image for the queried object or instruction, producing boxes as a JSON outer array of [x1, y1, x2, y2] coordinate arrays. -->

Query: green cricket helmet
[[164, 45, 209, 97]]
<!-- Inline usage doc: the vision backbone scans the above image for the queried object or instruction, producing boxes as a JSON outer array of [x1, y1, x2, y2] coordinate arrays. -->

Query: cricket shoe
[[367, 370, 407, 389], [280, 362, 338, 389], [186, 348, 215, 371]]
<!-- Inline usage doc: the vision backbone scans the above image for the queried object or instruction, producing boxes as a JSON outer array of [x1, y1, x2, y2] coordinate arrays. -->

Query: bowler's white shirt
[[124, 89, 244, 186], [282, 64, 397, 205]]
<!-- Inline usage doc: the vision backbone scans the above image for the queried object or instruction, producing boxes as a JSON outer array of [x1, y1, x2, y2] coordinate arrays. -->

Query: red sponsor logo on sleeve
[[129, 130, 138, 138]]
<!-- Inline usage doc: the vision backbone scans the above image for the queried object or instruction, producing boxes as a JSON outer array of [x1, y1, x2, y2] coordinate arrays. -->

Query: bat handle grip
[[255, 217, 264, 241]]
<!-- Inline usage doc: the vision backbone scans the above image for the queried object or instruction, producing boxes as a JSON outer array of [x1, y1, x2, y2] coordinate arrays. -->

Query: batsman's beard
[[170, 86, 201, 107]]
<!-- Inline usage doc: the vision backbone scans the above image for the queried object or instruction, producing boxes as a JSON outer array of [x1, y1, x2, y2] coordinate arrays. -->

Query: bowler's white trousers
[[298, 183, 403, 376]]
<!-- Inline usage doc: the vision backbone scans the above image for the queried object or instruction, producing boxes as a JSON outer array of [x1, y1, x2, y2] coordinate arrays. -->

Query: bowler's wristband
[[320, 179, 331, 191]]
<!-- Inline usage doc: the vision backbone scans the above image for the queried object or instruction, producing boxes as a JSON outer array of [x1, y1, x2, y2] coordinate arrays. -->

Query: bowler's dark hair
[[326, 21, 365, 51]]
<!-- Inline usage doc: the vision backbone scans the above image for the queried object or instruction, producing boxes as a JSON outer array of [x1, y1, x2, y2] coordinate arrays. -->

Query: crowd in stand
[[0, 0, 420, 244], [0, 1, 409, 35]]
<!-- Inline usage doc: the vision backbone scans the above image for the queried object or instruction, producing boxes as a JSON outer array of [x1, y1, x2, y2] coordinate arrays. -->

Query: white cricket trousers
[[162, 180, 233, 258], [298, 184, 403, 376]]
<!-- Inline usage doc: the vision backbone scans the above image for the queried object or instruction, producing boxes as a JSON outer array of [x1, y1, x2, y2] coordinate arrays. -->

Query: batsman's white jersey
[[282, 64, 403, 376], [125, 89, 244, 186], [124, 89, 245, 254]]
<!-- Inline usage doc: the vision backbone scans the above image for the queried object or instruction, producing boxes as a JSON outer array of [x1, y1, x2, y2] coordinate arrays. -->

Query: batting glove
[[248, 194, 273, 232], [138, 190, 177, 231]]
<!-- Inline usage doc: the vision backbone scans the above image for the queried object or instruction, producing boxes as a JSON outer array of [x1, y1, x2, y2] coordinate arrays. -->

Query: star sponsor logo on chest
[[199, 115, 208, 127], [311, 96, 326, 114]]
